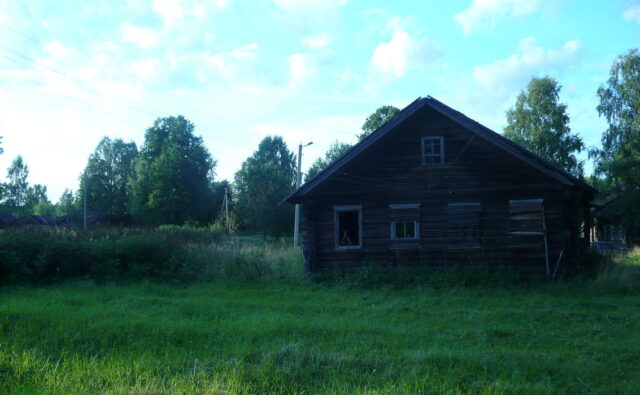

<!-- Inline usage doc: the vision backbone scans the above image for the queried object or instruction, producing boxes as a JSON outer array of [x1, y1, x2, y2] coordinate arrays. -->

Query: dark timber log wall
[[300, 107, 589, 274]]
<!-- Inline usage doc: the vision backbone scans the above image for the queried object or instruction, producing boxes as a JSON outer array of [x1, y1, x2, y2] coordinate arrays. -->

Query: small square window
[[422, 136, 444, 166], [392, 221, 418, 240]]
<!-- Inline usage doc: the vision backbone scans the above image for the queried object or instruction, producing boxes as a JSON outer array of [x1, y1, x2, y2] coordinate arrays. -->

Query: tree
[[3, 156, 30, 217], [358, 105, 400, 141], [34, 199, 55, 216], [26, 184, 49, 215], [504, 76, 584, 177], [55, 189, 77, 216], [130, 116, 216, 225], [305, 141, 352, 181], [234, 136, 296, 237], [591, 49, 640, 236], [81, 137, 138, 214]]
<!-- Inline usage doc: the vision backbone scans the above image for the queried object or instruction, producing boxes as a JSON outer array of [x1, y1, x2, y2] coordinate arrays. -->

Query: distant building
[[14, 215, 69, 227], [0, 212, 16, 227]]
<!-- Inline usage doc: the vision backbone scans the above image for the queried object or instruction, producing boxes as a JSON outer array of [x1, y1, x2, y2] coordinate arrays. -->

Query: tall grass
[[591, 247, 640, 293], [0, 226, 302, 285]]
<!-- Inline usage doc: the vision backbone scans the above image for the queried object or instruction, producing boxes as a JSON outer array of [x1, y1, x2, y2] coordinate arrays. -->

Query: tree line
[[0, 49, 638, 238]]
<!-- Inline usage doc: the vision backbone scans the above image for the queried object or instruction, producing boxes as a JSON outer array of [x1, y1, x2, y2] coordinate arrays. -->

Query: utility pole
[[83, 175, 87, 231], [224, 187, 229, 233], [294, 141, 313, 248]]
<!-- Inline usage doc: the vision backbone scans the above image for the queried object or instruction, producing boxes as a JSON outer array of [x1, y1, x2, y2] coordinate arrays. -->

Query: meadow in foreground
[[2, 270, 640, 394]]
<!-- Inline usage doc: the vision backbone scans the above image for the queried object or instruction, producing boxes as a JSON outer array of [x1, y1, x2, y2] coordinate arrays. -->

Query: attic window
[[422, 136, 444, 166], [334, 205, 362, 249]]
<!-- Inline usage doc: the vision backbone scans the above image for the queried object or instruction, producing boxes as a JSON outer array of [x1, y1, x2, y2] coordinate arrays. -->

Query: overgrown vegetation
[[591, 247, 640, 293], [0, 226, 302, 285]]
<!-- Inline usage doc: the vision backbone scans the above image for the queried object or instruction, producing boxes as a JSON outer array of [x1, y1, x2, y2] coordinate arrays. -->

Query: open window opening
[[334, 206, 362, 249]]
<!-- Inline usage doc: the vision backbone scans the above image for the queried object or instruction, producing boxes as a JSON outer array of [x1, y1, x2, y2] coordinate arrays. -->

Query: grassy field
[[2, 269, 640, 394]]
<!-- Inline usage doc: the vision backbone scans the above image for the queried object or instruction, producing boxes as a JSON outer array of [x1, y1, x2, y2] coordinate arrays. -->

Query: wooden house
[[284, 96, 595, 276]]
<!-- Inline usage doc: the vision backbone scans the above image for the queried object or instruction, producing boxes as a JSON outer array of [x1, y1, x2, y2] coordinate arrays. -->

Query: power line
[[0, 58, 147, 128], [0, 51, 253, 156], [0, 23, 255, 151], [0, 22, 333, 166], [0, 59, 148, 130]]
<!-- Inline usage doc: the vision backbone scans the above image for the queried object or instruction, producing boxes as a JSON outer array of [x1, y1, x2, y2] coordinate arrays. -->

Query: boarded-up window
[[447, 203, 481, 249], [508, 199, 544, 248]]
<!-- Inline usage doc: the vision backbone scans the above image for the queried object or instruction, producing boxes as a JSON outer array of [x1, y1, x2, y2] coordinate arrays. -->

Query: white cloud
[[623, 3, 640, 23], [473, 37, 583, 99], [132, 59, 160, 79], [274, 0, 346, 12], [153, 0, 185, 27], [43, 41, 69, 58], [301, 32, 331, 49], [273, 0, 347, 23], [369, 30, 441, 80], [288, 53, 316, 87], [202, 43, 259, 79], [454, 0, 542, 34], [121, 22, 159, 49]]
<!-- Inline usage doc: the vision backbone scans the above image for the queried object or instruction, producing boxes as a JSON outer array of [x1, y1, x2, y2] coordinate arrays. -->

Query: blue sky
[[0, 0, 638, 201]]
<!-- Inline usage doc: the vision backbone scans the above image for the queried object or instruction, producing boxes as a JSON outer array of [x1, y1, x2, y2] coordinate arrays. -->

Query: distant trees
[[504, 76, 585, 177], [3, 156, 30, 217], [55, 189, 77, 217], [591, 49, 640, 184], [26, 184, 50, 215], [590, 49, 640, 235], [0, 156, 53, 217], [234, 136, 296, 237], [306, 141, 352, 181], [130, 116, 217, 225], [358, 105, 400, 141], [305, 105, 399, 182], [81, 137, 138, 215]]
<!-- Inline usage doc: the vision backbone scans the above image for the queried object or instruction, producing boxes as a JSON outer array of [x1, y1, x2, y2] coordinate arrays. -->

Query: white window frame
[[390, 220, 419, 240], [334, 205, 363, 250], [422, 136, 444, 167]]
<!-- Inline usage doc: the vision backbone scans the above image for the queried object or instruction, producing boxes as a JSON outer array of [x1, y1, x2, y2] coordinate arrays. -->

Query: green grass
[[2, 276, 640, 394]]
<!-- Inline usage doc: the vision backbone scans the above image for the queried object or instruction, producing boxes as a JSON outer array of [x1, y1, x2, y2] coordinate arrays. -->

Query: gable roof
[[284, 96, 595, 203]]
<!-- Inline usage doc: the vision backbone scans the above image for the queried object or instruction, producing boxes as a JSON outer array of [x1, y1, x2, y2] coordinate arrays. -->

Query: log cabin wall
[[299, 106, 590, 275]]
